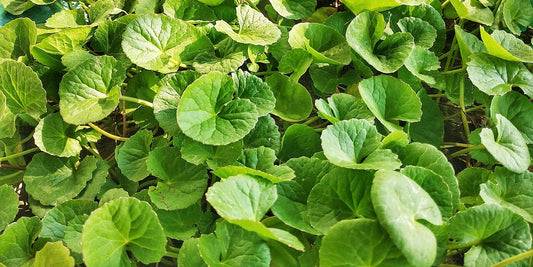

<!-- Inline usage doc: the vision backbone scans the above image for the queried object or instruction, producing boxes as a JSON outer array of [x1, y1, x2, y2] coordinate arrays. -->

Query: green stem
[[164, 251, 179, 259], [303, 116, 319, 126], [492, 249, 533, 267], [244, 0, 261, 12], [459, 78, 471, 138], [54, 1, 65, 10], [450, 144, 485, 158], [441, 0, 450, 8], [139, 179, 157, 189], [0, 147, 39, 163], [0, 164, 26, 171], [0, 171, 24, 184], [447, 240, 479, 250], [253, 71, 276, 76], [167, 246, 180, 254], [428, 93, 447, 98], [442, 142, 472, 148], [444, 105, 486, 120], [119, 96, 154, 109], [88, 123, 129, 142], [441, 67, 465, 75], [20, 131, 34, 144]]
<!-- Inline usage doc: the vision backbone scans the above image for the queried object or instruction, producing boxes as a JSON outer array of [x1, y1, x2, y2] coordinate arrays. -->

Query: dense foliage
[[0, 0, 532, 266]]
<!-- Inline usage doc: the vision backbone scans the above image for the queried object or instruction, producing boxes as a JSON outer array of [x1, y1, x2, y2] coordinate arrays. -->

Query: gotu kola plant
[[0, 0, 533, 266]]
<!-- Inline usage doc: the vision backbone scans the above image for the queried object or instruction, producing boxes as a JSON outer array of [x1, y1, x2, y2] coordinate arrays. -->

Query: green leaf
[[502, 0, 533, 35], [449, 204, 532, 267], [321, 118, 401, 170], [491, 91, 533, 144], [342, 0, 404, 14], [0, 18, 36, 59], [457, 167, 492, 204], [58, 56, 126, 125], [178, 238, 207, 267], [206, 174, 304, 250], [196, 0, 224, 5], [91, 15, 138, 55], [45, 9, 86, 28], [177, 72, 258, 146], [480, 28, 533, 63], [359, 75, 422, 131], [450, 0, 494, 25], [82, 198, 167, 266], [147, 147, 207, 210], [278, 124, 322, 162], [268, 0, 315, 19], [467, 53, 533, 97], [0, 0, 33, 15], [401, 166, 454, 219], [215, 5, 281, 46], [34, 242, 74, 267], [265, 73, 312, 122], [407, 89, 444, 147], [243, 115, 281, 152], [288, 23, 351, 65], [213, 164, 295, 183], [346, 11, 414, 73], [163, 0, 216, 21], [278, 49, 312, 78], [308, 168, 375, 234], [40, 200, 98, 246], [232, 70, 276, 117], [480, 114, 530, 173], [153, 71, 200, 136], [271, 157, 334, 234], [480, 167, 533, 223], [122, 14, 213, 73], [397, 17, 437, 48], [372, 170, 442, 267], [0, 184, 18, 231], [198, 220, 270, 267], [454, 25, 487, 67], [192, 37, 248, 74], [320, 219, 409, 266], [24, 154, 100, 206], [116, 130, 152, 182], [31, 27, 93, 70], [180, 136, 242, 168], [396, 142, 460, 211], [34, 113, 81, 157], [157, 203, 202, 240], [315, 93, 374, 124], [0, 60, 46, 118], [404, 46, 441, 85], [0, 217, 42, 267]]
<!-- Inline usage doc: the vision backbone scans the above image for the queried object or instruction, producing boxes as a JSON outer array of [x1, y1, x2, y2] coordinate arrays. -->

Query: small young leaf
[[82, 198, 167, 266], [502, 0, 533, 35], [397, 17, 437, 48], [265, 73, 312, 122], [315, 93, 374, 123], [232, 70, 276, 117], [116, 130, 152, 182], [34, 113, 81, 157], [34, 242, 75, 267], [243, 115, 281, 152], [278, 124, 322, 162]]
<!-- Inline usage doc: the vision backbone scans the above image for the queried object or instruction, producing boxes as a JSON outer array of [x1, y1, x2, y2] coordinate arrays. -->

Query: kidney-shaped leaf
[[177, 72, 258, 146], [480, 114, 530, 173], [269, 0, 315, 19], [147, 147, 208, 210], [320, 219, 409, 266], [359, 75, 422, 131], [122, 14, 213, 73], [0, 217, 42, 267], [34, 113, 81, 157], [480, 167, 533, 223], [265, 73, 312, 122], [346, 11, 414, 73], [288, 23, 351, 65], [449, 204, 532, 267], [215, 5, 281, 46], [24, 154, 100, 206], [59, 56, 126, 125], [82, 198, 166, 266], [321, 119, 401, 170], [466, 53, 533, 97], [0, 60, 47, 118], [372, 170, 442, 267]]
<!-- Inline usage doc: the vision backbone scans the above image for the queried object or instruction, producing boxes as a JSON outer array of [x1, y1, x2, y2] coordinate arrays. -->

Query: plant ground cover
[[0, 0, 533, 266]]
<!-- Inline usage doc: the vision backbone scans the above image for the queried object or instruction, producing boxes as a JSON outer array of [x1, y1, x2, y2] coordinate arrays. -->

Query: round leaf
[[232, 70, 275, 117], [359, 75, 422, 131], [82, 198, 167, 266], [177, 72, 258, 146], [371, 170, 442, 267], [320, 219, 409, 266], [265, 73, 312, 122], [278, 124, 322, 162], [59, 56, 126, 125], [288, 23, 351, 65], [116, 130, 152, 182], [34, 113, 81, 157], [147, 147, 208, 210], [397, 17, 437, 48], [122, 14, 213, 73], [480, 114, 530, 173], [34, 242, 75, 267], [346, 11, 414, 73]]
